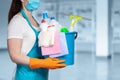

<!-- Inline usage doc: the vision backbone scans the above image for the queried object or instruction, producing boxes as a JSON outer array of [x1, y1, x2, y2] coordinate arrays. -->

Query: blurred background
[[1, 0, 120, 80]]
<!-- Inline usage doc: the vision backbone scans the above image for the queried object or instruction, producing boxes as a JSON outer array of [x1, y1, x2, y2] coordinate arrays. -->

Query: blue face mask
[[25, 0, 40, 12]]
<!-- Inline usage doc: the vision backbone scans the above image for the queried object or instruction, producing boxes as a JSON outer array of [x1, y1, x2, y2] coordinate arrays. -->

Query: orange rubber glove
[[51, 58, 59, 61], [29, 58, 66, 69]]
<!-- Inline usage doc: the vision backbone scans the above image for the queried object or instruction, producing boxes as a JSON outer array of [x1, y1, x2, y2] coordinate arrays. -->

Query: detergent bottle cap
[[41, 19, 46, 23], [60, 27, 69, 32], [43, 13, 49, 19], [50, 17, 55, 20]]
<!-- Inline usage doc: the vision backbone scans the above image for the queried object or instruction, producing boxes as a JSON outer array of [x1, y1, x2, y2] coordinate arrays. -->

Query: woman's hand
[[30, 58, 66, 69]]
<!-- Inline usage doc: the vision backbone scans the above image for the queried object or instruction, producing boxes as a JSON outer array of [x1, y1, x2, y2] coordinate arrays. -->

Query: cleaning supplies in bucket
[[38, 12, 78, 66], [38, 13, 63, 56]]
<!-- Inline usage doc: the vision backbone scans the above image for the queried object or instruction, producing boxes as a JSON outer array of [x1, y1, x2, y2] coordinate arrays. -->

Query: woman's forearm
[[10, 53, 30, 66], [7, 39, 30, 66]]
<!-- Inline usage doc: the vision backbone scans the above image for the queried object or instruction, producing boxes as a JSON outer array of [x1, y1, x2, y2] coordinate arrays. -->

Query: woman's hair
[[8, 0, 22, 23]]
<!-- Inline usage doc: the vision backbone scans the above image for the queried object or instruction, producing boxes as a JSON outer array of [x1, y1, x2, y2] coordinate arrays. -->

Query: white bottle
[[40, 19, 48, 31], [42, 12, 50, 24], [49, 17, 62, 32]]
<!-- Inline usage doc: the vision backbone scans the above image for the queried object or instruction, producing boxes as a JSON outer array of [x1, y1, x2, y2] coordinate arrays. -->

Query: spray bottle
[[42, 12, 50, 24]]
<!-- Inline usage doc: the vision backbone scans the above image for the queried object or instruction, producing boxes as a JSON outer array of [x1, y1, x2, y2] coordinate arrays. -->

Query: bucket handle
[[75, 32, 78, 39]]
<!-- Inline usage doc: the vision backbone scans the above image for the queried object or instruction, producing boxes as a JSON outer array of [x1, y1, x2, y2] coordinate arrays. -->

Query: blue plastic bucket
[[58, 32, 77, 66]]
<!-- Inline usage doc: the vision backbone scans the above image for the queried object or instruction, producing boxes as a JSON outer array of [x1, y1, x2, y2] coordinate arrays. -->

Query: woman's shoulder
[[8, 13, 28, 31], [9, 13, 26, 26]]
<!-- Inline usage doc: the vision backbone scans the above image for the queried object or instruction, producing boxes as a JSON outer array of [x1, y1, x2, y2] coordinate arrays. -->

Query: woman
[[7, 0, 66, 80]]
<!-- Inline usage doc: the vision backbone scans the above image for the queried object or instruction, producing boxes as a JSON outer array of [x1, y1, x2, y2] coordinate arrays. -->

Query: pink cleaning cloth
[[50, 33, 69, 58], [41, 32, 61, 56]]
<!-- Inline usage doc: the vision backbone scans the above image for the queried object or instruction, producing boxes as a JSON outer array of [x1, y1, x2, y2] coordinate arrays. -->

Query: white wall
[[111, 0, 120, 53], [0, 0, 11, 49]]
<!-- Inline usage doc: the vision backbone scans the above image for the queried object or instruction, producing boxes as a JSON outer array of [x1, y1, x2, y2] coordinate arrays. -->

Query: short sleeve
[[8, 15, 24, 39]]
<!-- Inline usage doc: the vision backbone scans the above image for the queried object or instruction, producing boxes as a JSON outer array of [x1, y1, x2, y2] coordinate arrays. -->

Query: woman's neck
[[23, 7, 32, 19]]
